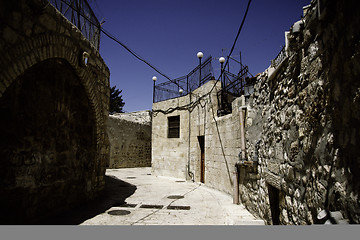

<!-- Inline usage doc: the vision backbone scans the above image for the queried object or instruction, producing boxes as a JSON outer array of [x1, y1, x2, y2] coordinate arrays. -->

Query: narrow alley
[[81, 168, 264, 225]]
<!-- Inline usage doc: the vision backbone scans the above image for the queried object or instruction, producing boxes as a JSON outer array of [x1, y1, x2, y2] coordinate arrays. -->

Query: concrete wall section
[[108, 111, 152, 168]]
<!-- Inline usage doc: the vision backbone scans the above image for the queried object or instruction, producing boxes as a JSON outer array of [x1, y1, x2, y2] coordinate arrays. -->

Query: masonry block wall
[[152, 80, 245, 194], [108, 111, 152, 168], [240, 0, 360, 224], [152, 90, 191, 179], [0, 0, 110, 224]]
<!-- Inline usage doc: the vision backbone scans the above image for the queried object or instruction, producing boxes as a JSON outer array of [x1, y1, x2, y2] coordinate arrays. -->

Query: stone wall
[[108, 111, 152, 168], [152, 0, 360, 224], [152, 80, 244, 194], [240, 0, 360, 224], [0, 0, 110, 224]]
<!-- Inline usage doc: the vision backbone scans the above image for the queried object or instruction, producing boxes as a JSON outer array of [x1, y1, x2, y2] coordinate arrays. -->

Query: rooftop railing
[[271, 46, 287, 69], [48, 0, 101, 50], [154, 56, 213, 103]]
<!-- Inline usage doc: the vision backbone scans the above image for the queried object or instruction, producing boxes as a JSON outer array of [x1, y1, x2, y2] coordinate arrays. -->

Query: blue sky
[[90, 0, 310, 112]]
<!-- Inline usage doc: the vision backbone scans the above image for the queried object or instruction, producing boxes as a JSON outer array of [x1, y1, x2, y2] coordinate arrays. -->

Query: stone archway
[[0, 58, 99, 224]]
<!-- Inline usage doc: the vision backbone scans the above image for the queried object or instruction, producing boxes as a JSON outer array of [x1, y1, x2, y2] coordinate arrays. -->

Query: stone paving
[[81, 168, 265, 225]]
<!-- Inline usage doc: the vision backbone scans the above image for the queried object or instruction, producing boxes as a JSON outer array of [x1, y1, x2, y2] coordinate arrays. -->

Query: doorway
[[197, 136, 205, 183], [268, 184, 280, 225]]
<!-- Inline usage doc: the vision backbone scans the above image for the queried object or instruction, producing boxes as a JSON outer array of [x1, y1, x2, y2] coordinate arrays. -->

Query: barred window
[[168, 116, 180, 138]]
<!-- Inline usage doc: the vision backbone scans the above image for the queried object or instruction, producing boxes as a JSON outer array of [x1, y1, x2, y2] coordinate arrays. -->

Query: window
[[168, 116, 180, 138]]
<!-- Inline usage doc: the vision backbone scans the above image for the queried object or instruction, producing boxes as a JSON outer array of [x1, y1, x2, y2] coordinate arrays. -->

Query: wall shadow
[[35, 175, 137, 225]]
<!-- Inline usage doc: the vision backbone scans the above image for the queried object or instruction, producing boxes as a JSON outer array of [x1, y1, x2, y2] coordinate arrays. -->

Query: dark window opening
[[168, 116, 180, 138]]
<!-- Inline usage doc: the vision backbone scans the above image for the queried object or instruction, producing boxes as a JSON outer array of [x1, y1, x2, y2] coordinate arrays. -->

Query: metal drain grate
[[175, 180, 186, 183], [108, 210, 131, 216], [167, 195, 184, 199], [139, 204, 164, 209], [167, 205, 191, 210]]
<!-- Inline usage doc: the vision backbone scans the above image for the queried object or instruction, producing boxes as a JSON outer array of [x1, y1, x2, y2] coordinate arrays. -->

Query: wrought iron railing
[[271, 46, 287, 69], [217, 61, 254, 116], [154, 56, 213, 103], [48, 0, 101, 50]]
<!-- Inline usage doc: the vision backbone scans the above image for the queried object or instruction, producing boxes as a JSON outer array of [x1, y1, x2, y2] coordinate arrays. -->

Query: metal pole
[[233, 165, 239, 204], [199, 58, 202, 87], [221, 62, 224, 88], [153, 81, 156, 103]]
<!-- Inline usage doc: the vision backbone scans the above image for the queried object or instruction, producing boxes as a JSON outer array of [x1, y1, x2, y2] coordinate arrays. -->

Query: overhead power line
[[58, 0, 178, 85], [215, 0, 252, 84], [100, 28, 173, 82], [153, 0, 253, 115]]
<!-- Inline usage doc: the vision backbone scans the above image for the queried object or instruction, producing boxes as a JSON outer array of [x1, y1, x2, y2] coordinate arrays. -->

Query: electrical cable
[[58, 0, 179, 86], [153, 0, 253, 115], [58, 0, 252, 113]]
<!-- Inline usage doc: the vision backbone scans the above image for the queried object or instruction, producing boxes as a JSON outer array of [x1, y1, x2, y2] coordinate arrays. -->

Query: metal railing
[[271, 46, 287, 69], [217, 61, 254, 116], [154, 56, 213, 103], [48, 0, 101, 50]]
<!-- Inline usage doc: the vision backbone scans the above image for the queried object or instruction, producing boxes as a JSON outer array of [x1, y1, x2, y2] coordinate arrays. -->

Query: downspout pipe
[[239, 106, 247, 162], [233, 105, 247, 204]]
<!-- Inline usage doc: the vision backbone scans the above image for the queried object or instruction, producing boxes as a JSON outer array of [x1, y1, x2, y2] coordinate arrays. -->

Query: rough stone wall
[[240, 0, 360, 224], [0, 0, 110, 223], [108, 111, 152, 168]]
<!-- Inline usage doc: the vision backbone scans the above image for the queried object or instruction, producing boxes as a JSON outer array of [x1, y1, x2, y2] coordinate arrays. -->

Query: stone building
[[152, 0, 360, 224], [108, 111, 152, 168], [0, 0, 110, 224]]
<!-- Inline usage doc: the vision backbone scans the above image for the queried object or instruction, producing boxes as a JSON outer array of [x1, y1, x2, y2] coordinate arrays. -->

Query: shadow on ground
[[37, 175, 137, 225]]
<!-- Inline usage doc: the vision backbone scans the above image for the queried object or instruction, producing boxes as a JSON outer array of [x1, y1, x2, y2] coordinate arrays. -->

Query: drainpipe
[[233, 106, 247, 204], [239, 106, 247, 161]]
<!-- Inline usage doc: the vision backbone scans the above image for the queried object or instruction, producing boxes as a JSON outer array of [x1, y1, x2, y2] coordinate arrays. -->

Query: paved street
[[81, 168, 265, 225]]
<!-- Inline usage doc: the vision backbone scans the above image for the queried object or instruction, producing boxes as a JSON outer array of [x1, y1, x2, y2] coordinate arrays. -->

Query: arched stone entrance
[[0, 58, 98, 224]]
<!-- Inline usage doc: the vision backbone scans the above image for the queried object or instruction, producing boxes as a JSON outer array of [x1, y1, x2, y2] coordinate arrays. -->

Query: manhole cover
[[139, 204, 163, 209], [167, 195, 184, 199], [126, 176, 136, 179], [107, 210, 131, 216], [167, 205, 191, 210]]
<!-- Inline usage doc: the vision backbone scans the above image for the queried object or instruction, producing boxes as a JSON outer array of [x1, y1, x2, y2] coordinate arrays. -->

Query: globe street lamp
[[197, 51, 203, 87], [152, 76, 157, 103], [219, 56, 226, 88]]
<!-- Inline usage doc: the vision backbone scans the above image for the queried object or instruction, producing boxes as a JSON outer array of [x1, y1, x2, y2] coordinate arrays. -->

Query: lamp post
[[219, 57, 226, 112], [219, 56, 225, 88], [152, 76, 157, 103], [197, 51, 203, 87]]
